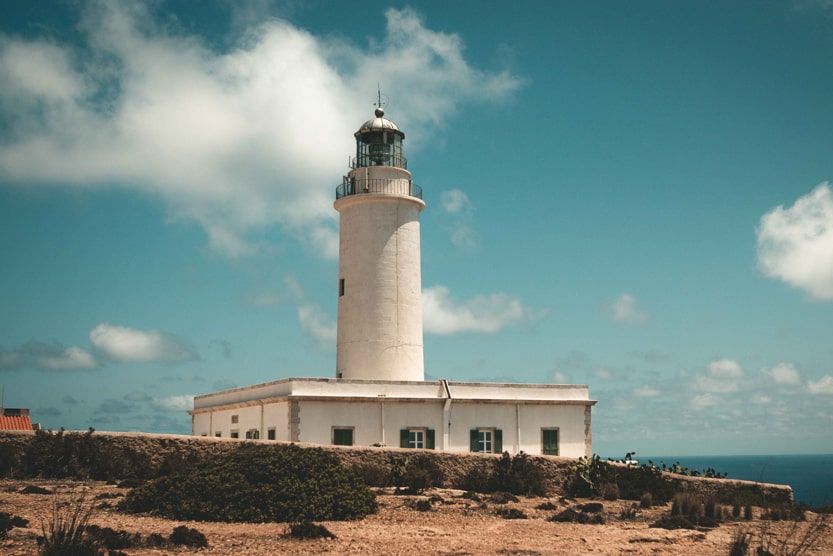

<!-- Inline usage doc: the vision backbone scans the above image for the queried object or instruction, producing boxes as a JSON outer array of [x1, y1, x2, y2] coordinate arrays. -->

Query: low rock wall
[[0, 430, 792, 505]]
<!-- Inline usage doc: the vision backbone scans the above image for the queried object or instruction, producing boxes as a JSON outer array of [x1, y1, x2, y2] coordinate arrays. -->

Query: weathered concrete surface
[[0, 430, 793, 506]]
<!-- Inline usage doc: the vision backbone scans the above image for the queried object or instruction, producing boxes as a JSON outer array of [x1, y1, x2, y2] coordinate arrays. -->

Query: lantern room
[[353, 107, 406, 169]]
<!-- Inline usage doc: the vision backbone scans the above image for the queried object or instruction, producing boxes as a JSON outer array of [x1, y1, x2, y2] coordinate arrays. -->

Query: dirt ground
[[1, 479, 830, 555]]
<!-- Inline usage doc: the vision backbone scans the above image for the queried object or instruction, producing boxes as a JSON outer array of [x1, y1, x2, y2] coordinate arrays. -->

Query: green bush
[[400, 454, 444, 494], [169, 526, 207, 548], [119, 443, 376, 522], [351, 461, 390, 488], [455, 453, 546, 496], [283, 521, 336, 540], [0, 512, 28, 540], [567, 455, 674, 503]]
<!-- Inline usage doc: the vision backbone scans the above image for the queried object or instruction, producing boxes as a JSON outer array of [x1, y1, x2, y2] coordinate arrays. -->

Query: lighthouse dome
[[356, 107, 402, 136]]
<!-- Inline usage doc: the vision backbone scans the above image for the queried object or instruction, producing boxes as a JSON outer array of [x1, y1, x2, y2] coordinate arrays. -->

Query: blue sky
[[1, 1, 832, 456]]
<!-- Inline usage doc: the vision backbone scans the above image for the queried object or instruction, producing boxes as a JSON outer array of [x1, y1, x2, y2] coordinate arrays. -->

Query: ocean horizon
[[620, 454, 833, 506]]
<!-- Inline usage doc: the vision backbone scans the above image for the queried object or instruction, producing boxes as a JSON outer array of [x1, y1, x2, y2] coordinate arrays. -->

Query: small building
[[0, 408, 33, 431], [191, 103, 595, 458]]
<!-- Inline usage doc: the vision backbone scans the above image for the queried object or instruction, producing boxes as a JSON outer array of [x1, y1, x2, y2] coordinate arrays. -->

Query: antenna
[[373, 83, 388, 114]]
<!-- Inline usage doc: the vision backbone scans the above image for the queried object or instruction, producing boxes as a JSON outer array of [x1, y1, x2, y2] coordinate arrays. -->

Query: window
[[230, 430, 239, 439], [400, 428, 435, 449], [332, 427, 354, 446], [339, 278, 345, 297], [469, 428, 502, 453], [215, 432, 222, 437], [200, 433, 207, 437], [478, 429, 493, 453], [245, 429, 260, 440], [231, 414, 239, 424], [268, 427, 276, 441], [542, 428, 559, 456], [409, 429, 425, 449]]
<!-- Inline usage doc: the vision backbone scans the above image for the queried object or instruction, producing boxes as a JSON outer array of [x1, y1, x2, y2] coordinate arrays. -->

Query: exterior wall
[[265, 401, 289, 441], [335, 164, 425, 382], [517, 404, 587, 457]]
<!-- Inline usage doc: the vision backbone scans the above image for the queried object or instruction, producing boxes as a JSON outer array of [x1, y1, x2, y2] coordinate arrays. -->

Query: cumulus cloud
[[694, 358, 745, 393], [441, 189, 473, 214], [439, 189, 478, 248], [0, 4, 521, 258], [0, 342, 96, 371], [808, 375, 833, 395], [763, 363, 801, 385], [123, 391, 152, 402], [632, 386, 660, 397], [757, 183, 833, 300], [37, 346, 97, 370], [35, 407, 62, 417], [95, 399, 136, 414], [422, 285, 535, 334], [152, 395, 194, 412], [62, 395, 80, 405], [297, 304, 337, 345], [90, 323, 196, 363], [609, 293, 649, 325], [691, 393, 719, 409]]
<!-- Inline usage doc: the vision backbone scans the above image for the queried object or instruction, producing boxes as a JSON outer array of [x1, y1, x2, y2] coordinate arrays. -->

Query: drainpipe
[[380, 399, 386, 446], [515, 403, 521, 455], [441, 379, 452, 450], [209, 412, 213, 437], [260, 402, 265, 440]]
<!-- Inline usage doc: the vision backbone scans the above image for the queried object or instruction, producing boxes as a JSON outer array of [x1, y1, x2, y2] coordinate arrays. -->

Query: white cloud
[[0, 5, 521, 259], [632, 386, 660, 397], [297, 304, 337, 345], [610, 293, 648, 325], [757, 183, 833, 300], [0, 350, 19, 370], [551, 371, 570, 383], [37, 346, 97, 370], [692, 393, 719, 409], [808, 375, 833, 395], [440, 189, 473, 214], [422, 285, 534, 334], [752, 394, 772, 405], [708, 358, 744, 378], [763, 363, 801, 385], [90, 323, 195, 363], [694, 358, 745, 393], [152, 395, 194, 412]]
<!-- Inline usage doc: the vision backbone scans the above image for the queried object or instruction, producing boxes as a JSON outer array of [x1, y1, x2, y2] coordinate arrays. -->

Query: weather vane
[[373, 84, 388, 114]]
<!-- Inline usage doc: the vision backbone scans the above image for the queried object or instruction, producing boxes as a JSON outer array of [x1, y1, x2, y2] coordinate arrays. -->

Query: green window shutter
[[426, 429, 435, 450], [400, 429, 409, 448], [494, 429, 503, 453], [470, 429, 479, 452], [543, 429, 557, 455]]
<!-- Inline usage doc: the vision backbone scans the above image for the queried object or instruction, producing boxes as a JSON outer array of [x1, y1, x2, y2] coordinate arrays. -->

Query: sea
[[634, 454, 833, 506]]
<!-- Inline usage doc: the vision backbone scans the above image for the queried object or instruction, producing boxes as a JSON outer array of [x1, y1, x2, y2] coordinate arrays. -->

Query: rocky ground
[[1, 479, 830, 555]]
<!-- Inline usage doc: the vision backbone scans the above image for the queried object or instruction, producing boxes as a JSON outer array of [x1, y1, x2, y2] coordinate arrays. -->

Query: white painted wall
[[335, 163, 425, 382]]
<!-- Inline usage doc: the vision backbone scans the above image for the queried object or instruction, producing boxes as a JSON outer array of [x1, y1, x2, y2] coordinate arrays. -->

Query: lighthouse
[[192, 101, 595, 459], [334, 105, 425, 382]]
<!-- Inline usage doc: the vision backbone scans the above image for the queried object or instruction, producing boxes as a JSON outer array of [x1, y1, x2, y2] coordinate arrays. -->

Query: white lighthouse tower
[[334, 103, 425, 381]]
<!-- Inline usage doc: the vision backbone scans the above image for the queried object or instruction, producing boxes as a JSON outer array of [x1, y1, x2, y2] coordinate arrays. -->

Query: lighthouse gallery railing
[[335, 178, 423, 200]]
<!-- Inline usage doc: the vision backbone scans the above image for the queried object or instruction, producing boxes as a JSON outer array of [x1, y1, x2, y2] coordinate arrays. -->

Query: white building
[[191, 104, 595, 458]]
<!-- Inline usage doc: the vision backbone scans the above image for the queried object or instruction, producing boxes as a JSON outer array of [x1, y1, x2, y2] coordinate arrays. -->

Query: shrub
[[535, 501, 559, 511], [283, 521, 336, 540], [729, 529, 751, 556], [577, 502, 604, 513], [37, 493, 99, 556], [599, 482, 620, 501], [84, 525, 141, 550], [400, 454, 444, 494], [455, 453, 546, 496], [744, 504, 753, 520], [732, 502, 741, 519], [120, 443, 376, 522], [490, 491, 520, 504], [671, 492, 703, 522], [619, 504, 639, 520], [640, 492, 653, 509], [405, 498, 433, 512], [0, 512, 29, 539], [495, 507, 527, 520], [169, 525, 208, 548], [351, 462, 390, 488], [21, 484, 52, 495], [651, 515, 697, 530], [550, 508, 605, 524]]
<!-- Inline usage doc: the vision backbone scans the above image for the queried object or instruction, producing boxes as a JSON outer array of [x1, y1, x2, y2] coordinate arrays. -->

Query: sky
[[1, 0, 832, 457]]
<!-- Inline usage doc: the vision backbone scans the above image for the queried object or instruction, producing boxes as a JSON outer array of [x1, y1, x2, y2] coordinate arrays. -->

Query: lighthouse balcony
[[336, 178, 423, 200]]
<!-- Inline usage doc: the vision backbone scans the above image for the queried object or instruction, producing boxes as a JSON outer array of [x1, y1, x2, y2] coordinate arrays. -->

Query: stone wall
[[0, 430, 793, 506]]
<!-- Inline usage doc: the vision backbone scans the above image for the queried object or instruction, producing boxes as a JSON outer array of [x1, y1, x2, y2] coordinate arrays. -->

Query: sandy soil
[[1, 479, 830, 555]]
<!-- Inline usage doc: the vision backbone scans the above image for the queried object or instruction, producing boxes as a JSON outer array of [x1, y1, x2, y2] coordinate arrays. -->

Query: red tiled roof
[[0, 415, 33, 431]]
